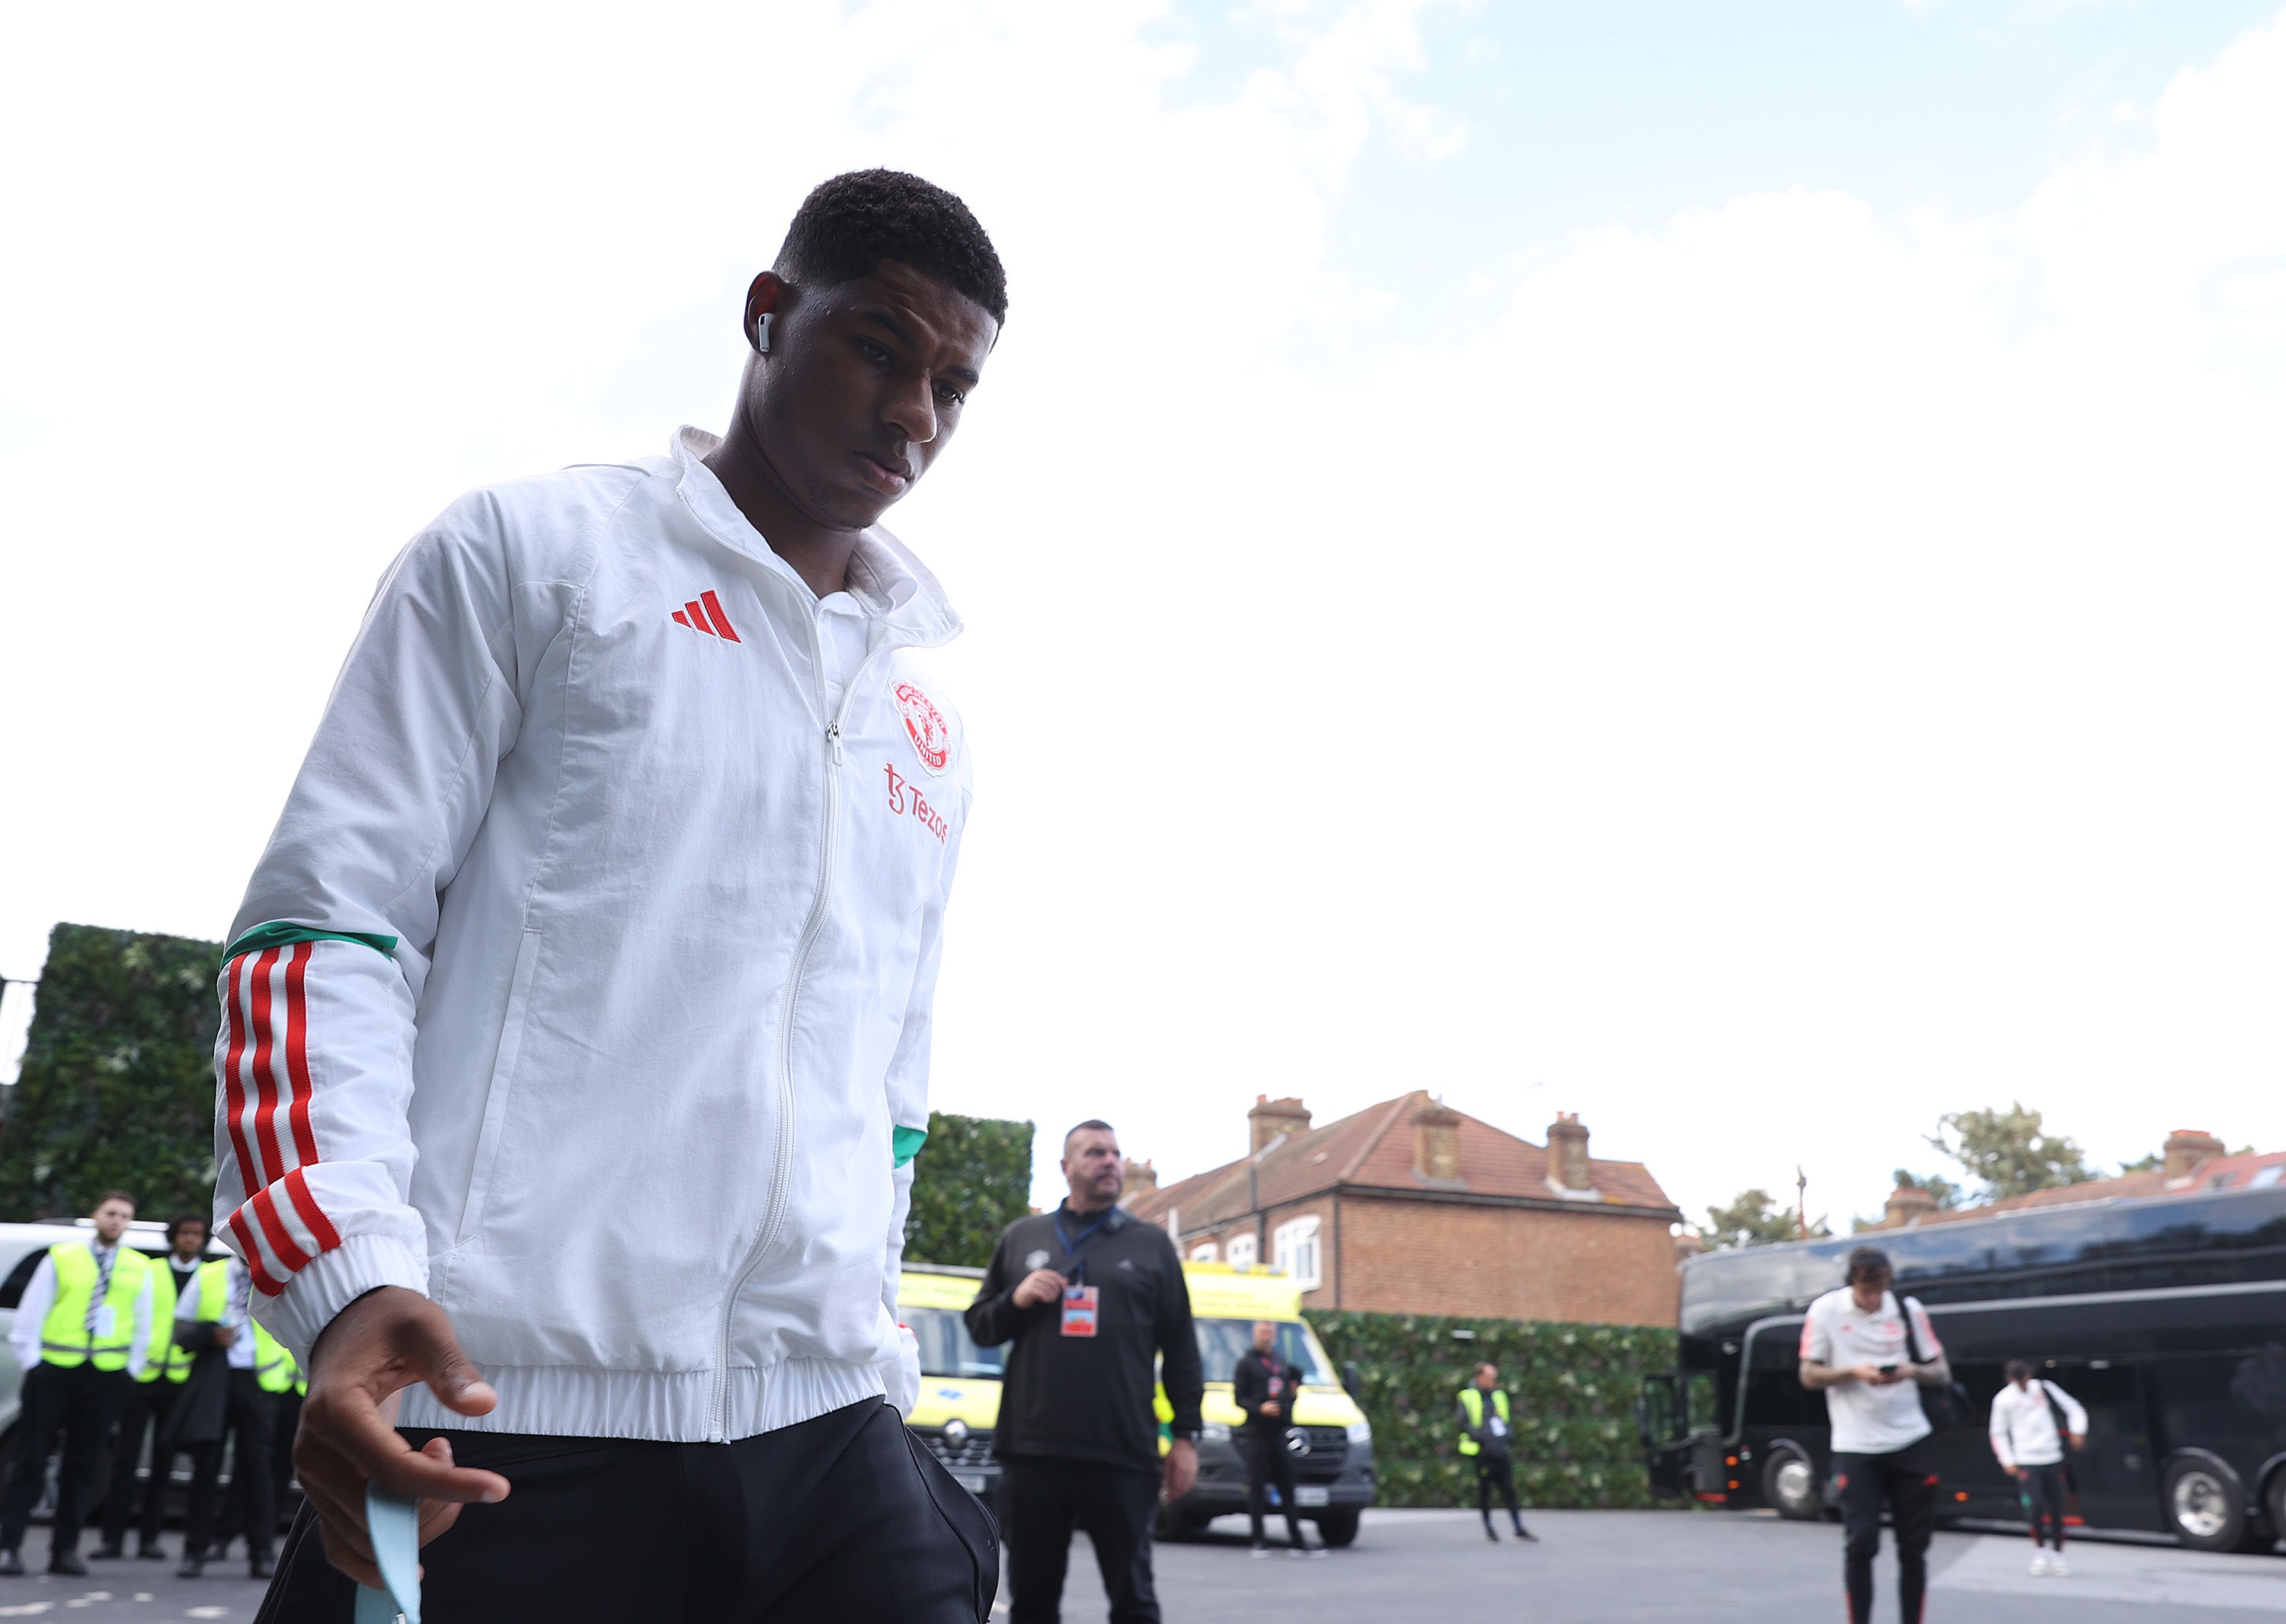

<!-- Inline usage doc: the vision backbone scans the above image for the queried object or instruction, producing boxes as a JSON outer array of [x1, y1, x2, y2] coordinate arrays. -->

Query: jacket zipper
[[703, 637, 883, 1442]]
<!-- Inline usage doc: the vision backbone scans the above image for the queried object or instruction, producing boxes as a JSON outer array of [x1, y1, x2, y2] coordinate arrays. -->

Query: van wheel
[[1763, 1447, 1820, 1521], [2165, 1453, 2248, 1552], [1314, 1509, 1360, 1547]]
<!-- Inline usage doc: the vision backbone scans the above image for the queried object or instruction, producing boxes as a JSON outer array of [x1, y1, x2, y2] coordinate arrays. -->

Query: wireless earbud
[[754, 312, 773, 354]]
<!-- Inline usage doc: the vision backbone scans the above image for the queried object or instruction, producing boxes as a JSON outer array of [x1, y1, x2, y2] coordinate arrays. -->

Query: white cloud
[[2, 2, 2282, 1232]]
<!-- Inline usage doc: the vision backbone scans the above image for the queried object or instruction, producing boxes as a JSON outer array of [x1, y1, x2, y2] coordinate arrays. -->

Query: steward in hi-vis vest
[[165, 1257, 286, 1580], [101, 1212, 213, 1559], [0, 1192, 155, 1576], [1455, 1365, 1535, 1543]]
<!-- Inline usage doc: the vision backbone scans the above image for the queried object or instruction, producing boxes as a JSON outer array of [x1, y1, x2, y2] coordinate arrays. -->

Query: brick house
[[1119, 1092, 1683, 1327]]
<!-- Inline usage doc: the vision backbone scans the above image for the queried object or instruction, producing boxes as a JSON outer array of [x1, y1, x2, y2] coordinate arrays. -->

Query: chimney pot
[[1247, 1095, 1311, 1155], [1119, 1158, 1157, 1205], [1884, 1184, 1939, 1229], [2164, 1128, 2227, 1181], [1410, 1097, 1463, 1183], [1546, 1111, 1593, 1191]]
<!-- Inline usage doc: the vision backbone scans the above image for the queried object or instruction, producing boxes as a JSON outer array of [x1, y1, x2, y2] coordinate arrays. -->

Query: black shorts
[[256, 1397, 997, 1624]]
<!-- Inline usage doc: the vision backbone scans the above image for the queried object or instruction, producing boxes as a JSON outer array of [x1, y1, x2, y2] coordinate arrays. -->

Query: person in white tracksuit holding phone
[[1989, 1360, 2088, 1576]]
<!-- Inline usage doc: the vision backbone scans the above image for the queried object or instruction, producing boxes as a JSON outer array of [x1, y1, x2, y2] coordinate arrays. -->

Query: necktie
[[87, 1243, 114, 1341]]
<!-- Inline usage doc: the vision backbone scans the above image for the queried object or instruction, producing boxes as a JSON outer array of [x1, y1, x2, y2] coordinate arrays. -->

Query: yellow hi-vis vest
[[176, 1260, 296, 1395], [40, 1242, 151, 1373], [1457, 1386, 1510, 1456], [136, 1259, 181, 1384]]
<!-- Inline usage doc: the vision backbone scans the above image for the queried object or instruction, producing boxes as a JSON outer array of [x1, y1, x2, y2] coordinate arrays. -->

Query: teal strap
[[892, 1124, 928, 1170], [226, 921, 399, 963], [358, 1485, 421, 1623]]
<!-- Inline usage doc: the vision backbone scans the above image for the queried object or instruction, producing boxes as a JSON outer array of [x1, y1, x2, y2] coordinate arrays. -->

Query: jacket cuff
[[251, 1233, 428, 1366]]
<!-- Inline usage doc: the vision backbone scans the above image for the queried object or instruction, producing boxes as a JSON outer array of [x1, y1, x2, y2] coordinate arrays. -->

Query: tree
[[1928, 1103, 2092, 1202], [904, 1111, 1034, 1267], [1704, 1188, 1823, 1250], [0, 923, 223, 1222]]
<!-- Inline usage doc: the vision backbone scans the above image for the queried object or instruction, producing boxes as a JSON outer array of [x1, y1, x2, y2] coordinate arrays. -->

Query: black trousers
[[1835, 1437, 1939, 1624], [0, 1362, 130, 1558], [215, 1389, 302, 1552], [1474, 1453, 1525, 1528], [1000, 1456, 1161, 1624], [255, 1398, 995, 1623], [2020, 1459, 2069, 1550], [184, 1369, 278, 1561], [101, 1377, 183, 1552], [1243, 1424, 1303, 1548]]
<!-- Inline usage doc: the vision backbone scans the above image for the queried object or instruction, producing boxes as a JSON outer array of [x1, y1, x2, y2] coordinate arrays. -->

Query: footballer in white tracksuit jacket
[[213, 425, 969, 1444]]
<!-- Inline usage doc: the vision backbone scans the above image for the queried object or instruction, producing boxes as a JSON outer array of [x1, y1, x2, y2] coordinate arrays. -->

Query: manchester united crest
[[894, 681, 951, 776]]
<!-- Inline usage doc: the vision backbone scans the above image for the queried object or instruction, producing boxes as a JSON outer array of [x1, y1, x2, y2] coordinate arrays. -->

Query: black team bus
[[1639, 1180, 2286, 1552]]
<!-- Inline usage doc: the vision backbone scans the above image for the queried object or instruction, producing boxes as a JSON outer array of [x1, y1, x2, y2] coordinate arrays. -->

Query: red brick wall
[[1321, 1195, 1678, 1326]]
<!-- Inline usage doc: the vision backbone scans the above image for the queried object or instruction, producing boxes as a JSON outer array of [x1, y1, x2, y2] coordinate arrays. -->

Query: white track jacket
[[213, 428, 970, 1443]]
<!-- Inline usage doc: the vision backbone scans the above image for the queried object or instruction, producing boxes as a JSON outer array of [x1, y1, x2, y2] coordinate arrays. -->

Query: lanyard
[[1053, 1210, 1109, 1284]]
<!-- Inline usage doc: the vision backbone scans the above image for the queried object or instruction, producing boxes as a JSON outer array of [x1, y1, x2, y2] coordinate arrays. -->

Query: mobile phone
[[1879, 1364, 1897, 1375]]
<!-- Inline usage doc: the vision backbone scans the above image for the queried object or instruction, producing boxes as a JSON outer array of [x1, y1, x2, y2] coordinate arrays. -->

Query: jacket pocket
[[456, 928, 541, 1248]]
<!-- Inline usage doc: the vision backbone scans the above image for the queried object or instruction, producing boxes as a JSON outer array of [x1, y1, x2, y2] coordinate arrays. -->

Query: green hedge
[[904, 1111, 1033, 1267], [0, 923, 224, 1222], [1304, 1310, 1679, 1509]]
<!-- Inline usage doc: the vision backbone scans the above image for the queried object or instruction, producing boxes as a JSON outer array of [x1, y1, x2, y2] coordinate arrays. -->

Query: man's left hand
[[1162, 1439, 1198, 1502]]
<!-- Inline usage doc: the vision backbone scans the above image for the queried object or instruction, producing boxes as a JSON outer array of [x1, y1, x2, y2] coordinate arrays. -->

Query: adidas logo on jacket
[[214, 428, 969, 1443]]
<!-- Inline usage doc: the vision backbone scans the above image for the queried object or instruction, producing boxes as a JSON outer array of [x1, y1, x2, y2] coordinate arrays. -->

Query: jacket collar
[[671, 428, 963, 650], [1055, 1200, 1130, 1234]]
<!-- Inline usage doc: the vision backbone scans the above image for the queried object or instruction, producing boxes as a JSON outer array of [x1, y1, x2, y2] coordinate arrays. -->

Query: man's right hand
[[211, 1324, 239, 1348], [1010, 1268, 1069, 1310], [295, 1286, 509, 1587]]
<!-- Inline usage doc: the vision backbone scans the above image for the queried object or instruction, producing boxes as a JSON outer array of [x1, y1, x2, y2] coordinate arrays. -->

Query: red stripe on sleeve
[[282, 944, 320, 1168], [284, 1168, 342, 1254], [227, 1210, 288, 1297], [220, 956, 260, 1200], [251, 1185, 312, 1274], [247, 947, 286, 1187], [700, 590, 740, 642]]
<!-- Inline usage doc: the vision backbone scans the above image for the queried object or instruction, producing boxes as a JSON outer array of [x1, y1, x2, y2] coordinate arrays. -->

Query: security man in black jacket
[[1232, 1320, 1314, 1556], [968, 1120, 1204, 1624]]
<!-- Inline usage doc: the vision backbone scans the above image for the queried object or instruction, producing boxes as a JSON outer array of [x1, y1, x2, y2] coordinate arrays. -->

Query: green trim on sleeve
[[223, 921, 399, 964], [892, 1125, 929, 1169]]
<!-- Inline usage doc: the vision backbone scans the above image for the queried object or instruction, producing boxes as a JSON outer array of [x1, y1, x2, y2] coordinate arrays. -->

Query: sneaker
[[0, 1549, 21, 1578], [250, 1549, 276, 1581], [2028, 1552, 2050, 1576], [1484, 1525, 1500, 1543], [1513, 1526, 1538, 1542], [90, 1543, 124, 1561], [176, 1555, 203, 1580], [47, 1552, 88, 1578], [2048, 1555, 2069, 1578]]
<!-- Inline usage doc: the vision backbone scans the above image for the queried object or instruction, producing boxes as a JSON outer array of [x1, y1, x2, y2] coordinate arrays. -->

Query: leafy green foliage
[[0, 924, 222, 1222], [904, 1111, 1033, 1267], [1702, 1188, 1819, 1250], [1929, 1103, 2092, 1201], [1305, 1311, 1679, 1509]]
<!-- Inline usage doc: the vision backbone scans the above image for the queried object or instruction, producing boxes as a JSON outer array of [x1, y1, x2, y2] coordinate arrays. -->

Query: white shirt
[[815, 590, 873, 713], [1990, 1379, 2088, 1470], [1800, 1287, 1944, 1455], [8, 1240, 156, 1379]]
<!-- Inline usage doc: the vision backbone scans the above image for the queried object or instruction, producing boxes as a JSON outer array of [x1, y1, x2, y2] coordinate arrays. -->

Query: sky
[[2, 0, 2283, 1232]]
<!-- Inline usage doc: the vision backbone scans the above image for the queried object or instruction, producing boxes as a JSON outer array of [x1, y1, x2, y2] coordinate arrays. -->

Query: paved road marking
[[1934, 1533, 2286, 1610]]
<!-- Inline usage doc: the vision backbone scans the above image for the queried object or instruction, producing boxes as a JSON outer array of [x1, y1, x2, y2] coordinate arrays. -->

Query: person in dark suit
[[1233, 1321, 1315, 1556]]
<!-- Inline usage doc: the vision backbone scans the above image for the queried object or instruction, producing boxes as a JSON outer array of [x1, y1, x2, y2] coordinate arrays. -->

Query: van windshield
[[1193, 1318, 1337, 1386], [907, 1305, 1006, 1379]]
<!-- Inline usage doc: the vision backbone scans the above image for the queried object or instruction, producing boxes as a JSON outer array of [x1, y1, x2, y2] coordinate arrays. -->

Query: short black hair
[[94, 1190, 136, 1212], [165, 1213, 209, 1244], [1065, 1120, 1116, 1148], [1846, 1245, 1892, 1283], [2005, 1358, 2035, 1382], [776, 170, 1007, 326]]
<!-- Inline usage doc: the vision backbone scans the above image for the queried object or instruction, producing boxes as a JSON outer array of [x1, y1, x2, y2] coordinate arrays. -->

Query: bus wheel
[[1763, 1447, 1820, 1521], [2163, 1453, 2248, 1552]]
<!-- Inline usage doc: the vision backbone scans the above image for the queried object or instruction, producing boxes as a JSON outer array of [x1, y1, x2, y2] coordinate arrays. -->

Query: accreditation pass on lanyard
[[1061, 1283, 1100, 1337]]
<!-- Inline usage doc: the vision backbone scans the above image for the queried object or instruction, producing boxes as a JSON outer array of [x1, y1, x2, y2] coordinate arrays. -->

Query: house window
[[1273, 1215, 1321, 1292], [1189, 1241, 1218, 1263], [1225, 1232, 1258, 1270]]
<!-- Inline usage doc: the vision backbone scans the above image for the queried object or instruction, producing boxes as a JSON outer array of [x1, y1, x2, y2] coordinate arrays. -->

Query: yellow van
[[898, 1258, 1376, 1546], [1160, 1262, 1375, 1546], [898, 1264, 1005, 1500]]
